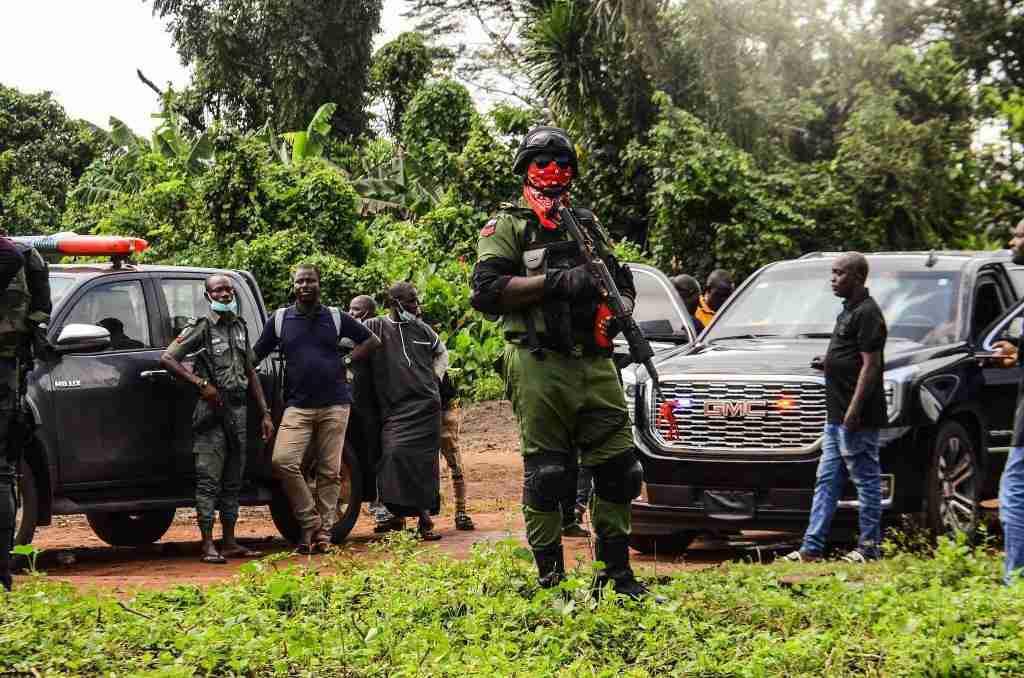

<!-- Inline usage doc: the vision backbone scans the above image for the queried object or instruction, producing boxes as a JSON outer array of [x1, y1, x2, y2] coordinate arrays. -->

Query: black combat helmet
[[512, 126, 579, 175]]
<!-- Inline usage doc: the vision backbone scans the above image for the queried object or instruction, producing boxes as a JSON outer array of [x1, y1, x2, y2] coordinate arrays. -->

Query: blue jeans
[[1000, 447, 1024, 585], [801, 424, 882, 557]]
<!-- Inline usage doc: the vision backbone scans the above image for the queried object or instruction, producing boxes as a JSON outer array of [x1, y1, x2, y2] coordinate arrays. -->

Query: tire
[[270, 443, 363, 545], [629, 531, 697, 555], [14, 459, 39, 547], [924, 420, 981, 541], [86, 509, 176, 547]]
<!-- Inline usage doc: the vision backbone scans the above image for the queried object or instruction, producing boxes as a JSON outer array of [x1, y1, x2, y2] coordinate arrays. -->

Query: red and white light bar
[[11, 233, 148, 257]]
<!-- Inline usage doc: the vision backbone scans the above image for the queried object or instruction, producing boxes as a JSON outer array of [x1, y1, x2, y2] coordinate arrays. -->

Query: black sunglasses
[[533, 153, 572, 169]]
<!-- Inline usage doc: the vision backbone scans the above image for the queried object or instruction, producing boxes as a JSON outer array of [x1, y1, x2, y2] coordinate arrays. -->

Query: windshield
[[705, 260, 962, 346], [50, 275, 77, 306], [630, 266, 693, 339]]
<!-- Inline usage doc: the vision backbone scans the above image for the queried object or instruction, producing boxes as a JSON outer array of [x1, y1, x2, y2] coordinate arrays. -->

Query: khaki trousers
[[272, 404, 350, 533], [439, 408, 467, 514]]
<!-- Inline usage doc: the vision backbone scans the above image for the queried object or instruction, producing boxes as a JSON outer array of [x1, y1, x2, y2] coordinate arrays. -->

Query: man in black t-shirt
[[784, 252, 887, 563]]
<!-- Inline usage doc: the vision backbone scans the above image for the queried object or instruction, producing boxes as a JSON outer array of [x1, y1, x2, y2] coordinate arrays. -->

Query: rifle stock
[[557, 206, 661, 393]]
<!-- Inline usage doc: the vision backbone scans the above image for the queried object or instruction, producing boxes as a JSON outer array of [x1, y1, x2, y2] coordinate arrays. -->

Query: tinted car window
[[64, 280, 151, 350], [49, 275, 76, 306], [630, 267, 691, 337], [705, 260, 961, 345]]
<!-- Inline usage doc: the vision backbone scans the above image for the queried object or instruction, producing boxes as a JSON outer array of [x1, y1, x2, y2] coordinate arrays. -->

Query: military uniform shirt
[[167, 312, 256, 392], [477, 203, 623, 340]]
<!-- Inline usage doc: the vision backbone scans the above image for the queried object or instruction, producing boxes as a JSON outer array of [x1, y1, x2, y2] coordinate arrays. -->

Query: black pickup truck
[[630, 251, 1024, 554], [13, 258, 369, 548]]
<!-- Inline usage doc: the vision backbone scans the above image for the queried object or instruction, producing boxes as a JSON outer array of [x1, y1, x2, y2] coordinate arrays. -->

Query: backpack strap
[[329, 307, 342, 338], [274, 307, 289, 344]]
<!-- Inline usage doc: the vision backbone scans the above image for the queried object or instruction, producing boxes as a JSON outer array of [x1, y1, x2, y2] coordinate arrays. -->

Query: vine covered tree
[[151, 0, 383, 138]]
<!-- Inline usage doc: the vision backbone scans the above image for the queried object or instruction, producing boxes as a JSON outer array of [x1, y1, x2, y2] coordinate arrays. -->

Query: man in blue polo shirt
[[254, 263, 380, 552]]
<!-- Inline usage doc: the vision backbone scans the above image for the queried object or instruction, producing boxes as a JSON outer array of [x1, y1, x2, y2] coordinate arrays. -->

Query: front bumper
[[632, 474, 895, 536]]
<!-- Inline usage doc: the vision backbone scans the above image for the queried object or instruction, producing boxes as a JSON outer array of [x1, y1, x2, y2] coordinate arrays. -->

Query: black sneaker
[[562, 523, 590, 538]]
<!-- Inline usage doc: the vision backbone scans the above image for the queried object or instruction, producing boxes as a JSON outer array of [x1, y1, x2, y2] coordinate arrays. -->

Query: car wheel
[[925, 420, 981, 540], [270, 443, 363, 545], [629, 531, 697, 555], [86, 509, 176, 547], [14, 459, 39, 547]]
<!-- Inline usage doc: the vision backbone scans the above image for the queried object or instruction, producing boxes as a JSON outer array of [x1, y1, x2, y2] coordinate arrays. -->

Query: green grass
[[2, 534, 1023, 677]]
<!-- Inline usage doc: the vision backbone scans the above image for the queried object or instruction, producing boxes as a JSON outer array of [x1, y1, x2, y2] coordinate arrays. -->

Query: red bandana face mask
[[524, 162, 574, 230]]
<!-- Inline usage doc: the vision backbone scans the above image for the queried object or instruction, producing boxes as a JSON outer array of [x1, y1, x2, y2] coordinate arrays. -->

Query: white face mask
[[395, 299, 417, 323]]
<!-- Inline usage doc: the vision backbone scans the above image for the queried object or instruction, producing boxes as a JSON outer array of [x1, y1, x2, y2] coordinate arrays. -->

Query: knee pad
[[522, 452, 572, 512], [593, 449, 643, 504]]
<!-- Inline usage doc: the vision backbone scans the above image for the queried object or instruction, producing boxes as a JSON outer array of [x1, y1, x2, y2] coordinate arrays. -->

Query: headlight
[[624, 382, 637, 423], [883, 366, 916, 423]]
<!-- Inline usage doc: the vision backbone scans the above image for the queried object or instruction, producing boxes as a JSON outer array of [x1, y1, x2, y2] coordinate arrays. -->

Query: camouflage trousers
[[0, 359, 16, 590], [192, 398, 248, 532]]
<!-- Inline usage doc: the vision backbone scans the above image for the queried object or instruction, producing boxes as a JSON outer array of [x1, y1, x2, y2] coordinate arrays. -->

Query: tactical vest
[[501, 207, 605, 354], [0, 258, 29, 359]]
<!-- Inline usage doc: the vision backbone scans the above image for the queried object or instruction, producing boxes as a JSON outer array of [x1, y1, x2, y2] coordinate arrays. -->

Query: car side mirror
[[55, 323, 111, 354]]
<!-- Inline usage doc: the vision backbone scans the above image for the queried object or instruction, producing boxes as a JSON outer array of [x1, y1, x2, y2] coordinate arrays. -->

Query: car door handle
[[139, 369, 169, 380]]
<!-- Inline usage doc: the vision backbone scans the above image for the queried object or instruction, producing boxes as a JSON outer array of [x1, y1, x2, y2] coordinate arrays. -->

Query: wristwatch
[[343, 355, 353, 367]]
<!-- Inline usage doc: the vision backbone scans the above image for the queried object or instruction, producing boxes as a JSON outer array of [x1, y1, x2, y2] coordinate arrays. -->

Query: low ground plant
[[2, 535, 1022, 676]]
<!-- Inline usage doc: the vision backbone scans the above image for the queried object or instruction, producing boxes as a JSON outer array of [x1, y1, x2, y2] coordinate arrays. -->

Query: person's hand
[[261, 413, 275, 442], [545, 264, 600, 301], [990, 340, 1019, 369], [843, 411, 861, 432], [810, 355, 825, 371], [199, 382, 222, 406]]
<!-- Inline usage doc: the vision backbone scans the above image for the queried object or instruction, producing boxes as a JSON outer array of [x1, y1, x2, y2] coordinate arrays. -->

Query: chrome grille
[[649, 376, 826, 453]]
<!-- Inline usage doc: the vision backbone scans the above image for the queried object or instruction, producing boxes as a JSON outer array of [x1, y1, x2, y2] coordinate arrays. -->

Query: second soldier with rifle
[[470, 126, 659, 599], [161, 273, 274, 564], [0, 231, 50, 591]]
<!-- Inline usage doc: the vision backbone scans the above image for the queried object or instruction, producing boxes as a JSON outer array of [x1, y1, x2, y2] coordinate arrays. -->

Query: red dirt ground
[[20, 400, 799, 592]]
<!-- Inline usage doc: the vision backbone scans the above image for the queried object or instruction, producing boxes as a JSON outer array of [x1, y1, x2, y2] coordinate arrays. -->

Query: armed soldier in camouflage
[[161, 274, 274, 564], [0, 233, 50, 591], [470, 126, 653, 599]]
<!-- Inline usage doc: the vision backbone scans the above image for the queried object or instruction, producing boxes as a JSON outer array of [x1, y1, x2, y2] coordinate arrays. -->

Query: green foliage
[[402, 79, 476, 182], [151, 0, 383, 138], [371, 32, 437, 138], [627, 94, 810, 280], [3, 538, 1023, 675], [0, 83, 104, 234]]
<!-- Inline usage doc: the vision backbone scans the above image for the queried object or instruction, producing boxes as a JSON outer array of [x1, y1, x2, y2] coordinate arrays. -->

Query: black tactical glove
[[545, 264, 600, 301]]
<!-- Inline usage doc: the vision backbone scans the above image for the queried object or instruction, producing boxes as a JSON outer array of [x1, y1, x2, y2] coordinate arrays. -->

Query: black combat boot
[[532, 544, 565, 588], [594, 535, 664, 602]]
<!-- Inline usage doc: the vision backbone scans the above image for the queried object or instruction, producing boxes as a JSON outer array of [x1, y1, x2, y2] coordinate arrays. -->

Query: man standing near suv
[[0, 235, 50, 591], [989, 218, 1024, 585], [784, 252, 887, 563], [162, 273, 274, 564], [254, 265, 380, 553]]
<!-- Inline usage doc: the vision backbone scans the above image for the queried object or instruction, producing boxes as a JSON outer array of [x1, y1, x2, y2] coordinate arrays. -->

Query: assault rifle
[[558, 206, 661, 394]]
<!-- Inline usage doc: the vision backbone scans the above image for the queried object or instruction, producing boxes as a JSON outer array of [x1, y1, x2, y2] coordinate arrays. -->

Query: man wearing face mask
[[987, 218, 1024, 585], [470, 126, 653, 599], [694, 269, 734, 328], [254, 265, 380, 553], [363, 282, 447, 540], [162, 274, 274, 564]]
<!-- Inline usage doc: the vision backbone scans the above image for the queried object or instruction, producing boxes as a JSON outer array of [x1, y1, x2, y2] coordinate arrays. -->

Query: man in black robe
[[364, 283, 447, 540]]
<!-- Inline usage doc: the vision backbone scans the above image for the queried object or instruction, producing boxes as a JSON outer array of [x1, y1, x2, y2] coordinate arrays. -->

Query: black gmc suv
[[630, 251, 1024, 554], [14, 261, 370, 549]]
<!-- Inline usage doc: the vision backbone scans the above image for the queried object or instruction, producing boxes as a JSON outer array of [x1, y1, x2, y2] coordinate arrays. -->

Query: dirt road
[[22, 401, 799, 592]]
